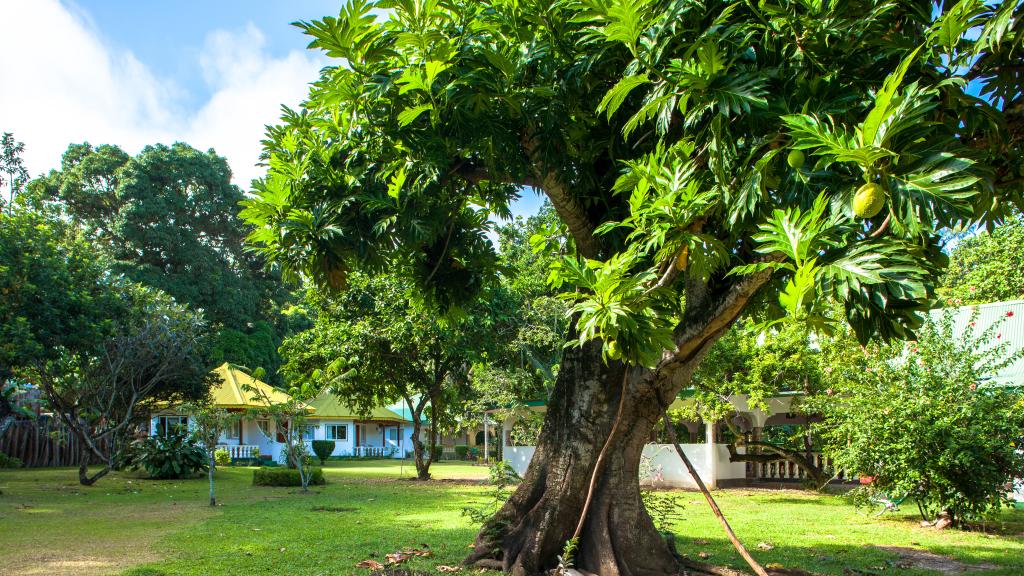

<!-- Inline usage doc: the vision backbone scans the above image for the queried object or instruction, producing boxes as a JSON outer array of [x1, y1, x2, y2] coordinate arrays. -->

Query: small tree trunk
[[208, 452, 217, 506], [427, 389, 440, 476], [410, 417, 430, 480], [78, 458, 110, 486]]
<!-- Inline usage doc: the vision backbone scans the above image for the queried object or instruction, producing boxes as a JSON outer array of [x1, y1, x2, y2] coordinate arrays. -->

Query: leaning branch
[[662, 410, 769, 576]]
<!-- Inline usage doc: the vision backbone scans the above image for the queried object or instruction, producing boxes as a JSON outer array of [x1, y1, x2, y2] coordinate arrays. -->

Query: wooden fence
[[0, 417, 107, 468]]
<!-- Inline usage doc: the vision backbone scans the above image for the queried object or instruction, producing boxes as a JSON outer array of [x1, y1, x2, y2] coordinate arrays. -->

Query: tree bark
[[77, 451, 111, 486], [406, 395, 431, 480], [465, 262, 776, 575], [467, 341, 702, 576], [208, 452, 217, 506]]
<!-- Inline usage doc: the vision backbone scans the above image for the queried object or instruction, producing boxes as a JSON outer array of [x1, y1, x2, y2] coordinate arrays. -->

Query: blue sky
[[0, 0, 544, 221], [71, 1, 337, 108]]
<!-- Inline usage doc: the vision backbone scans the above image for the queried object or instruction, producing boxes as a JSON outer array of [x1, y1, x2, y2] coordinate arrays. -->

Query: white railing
[[217, 444, 259, 460], [751, 452, 854, 482], [353, 446, 396, 458]]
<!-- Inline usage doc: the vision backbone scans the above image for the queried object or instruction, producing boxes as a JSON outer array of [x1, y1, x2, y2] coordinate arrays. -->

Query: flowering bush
[[812, 310, 1024, 524]]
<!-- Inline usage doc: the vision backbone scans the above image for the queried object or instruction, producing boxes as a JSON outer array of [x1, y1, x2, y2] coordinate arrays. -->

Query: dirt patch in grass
[[311, 505, 358, 512], [874, 546, 997, 574], [5, 549, 162, 576]]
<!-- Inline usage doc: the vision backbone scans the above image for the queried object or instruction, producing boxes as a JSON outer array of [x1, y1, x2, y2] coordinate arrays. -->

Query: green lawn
[[0, 461, 1021, 576]]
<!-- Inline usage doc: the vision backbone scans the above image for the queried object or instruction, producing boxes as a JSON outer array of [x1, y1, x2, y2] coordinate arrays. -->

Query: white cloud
[[0, 0, 325, 187]]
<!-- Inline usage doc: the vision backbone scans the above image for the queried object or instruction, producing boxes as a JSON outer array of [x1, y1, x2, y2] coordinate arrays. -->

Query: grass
[[0, 460, 1021, 576]]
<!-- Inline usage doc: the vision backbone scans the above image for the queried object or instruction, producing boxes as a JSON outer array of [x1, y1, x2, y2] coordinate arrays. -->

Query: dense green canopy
[[29, 142, 301, 382], [243, 0, 1022, 354]]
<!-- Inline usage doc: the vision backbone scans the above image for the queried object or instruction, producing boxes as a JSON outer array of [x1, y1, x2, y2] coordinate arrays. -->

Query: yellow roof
[[210, 363, 300, 409], [306, 392, 410, 422]]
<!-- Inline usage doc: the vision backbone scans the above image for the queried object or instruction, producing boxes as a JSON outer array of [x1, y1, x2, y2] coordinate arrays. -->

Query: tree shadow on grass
[[671, 535, 1024, 576]]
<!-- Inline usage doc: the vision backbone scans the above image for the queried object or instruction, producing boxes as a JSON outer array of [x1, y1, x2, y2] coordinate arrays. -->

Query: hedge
[[454, 445, 469, 460], [0, 452, 22, 469], [253, 467, 325, 487], [311, 440, 335, 464]]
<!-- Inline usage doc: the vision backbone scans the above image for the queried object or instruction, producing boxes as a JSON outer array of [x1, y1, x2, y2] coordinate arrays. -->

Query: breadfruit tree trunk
[[466, 266, 774, 575], [468, 341, 703, 576]]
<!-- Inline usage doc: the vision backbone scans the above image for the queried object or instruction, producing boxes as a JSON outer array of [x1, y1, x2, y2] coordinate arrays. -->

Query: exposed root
[[468, 558, 504, 570]]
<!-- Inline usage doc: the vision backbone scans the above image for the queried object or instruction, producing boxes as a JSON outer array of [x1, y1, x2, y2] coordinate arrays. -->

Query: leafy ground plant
[[127, 432, 207, 480]]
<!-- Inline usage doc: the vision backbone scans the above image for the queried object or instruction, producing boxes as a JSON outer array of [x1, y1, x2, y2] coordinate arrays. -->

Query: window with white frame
[[156, 416, 188, 437], [302, 425, 315, 441], [226, 419, 241, 439], [256, 419, 272, 440], [326, 424, 347, 441]]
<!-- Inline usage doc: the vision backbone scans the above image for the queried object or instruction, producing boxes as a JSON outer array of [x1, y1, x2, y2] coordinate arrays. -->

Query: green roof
[[930, 300, 1024, 389], [305, 392, 410, 423]]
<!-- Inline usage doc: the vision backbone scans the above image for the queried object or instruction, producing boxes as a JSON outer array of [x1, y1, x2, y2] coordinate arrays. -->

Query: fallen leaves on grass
[[360, 546, 434, 569], [436, 566, 461, 573], [757, 542, 775, 551]]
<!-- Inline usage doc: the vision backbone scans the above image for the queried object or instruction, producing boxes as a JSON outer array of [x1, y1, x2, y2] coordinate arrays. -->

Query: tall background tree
[[1, 208, 210, 485], [940, 213, 1024, 305], [29, 142, 299, 383], [281, 274, 493, 479], [0, 133, 29, 214], [242, 1, 1023, 573]]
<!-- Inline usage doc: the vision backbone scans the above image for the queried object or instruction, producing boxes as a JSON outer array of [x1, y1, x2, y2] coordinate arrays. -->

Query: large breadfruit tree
[[241, 0, 1023, 573]]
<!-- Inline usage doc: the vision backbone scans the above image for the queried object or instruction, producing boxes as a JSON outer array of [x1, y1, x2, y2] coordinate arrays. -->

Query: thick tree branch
[[673, 253, 784, 365], [520, 130, 602, 259]]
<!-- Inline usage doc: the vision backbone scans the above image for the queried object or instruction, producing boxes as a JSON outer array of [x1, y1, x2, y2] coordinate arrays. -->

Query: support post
[[705, 421, 718, 490], [483, 412, 489, 464]]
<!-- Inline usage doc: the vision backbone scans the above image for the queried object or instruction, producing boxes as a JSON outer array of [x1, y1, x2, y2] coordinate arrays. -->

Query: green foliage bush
[[128, 433, 207, 479], [0, 452, 23, 468], [454, 445, 469, 460], [214, 449, 230, 467], [252, 466, 325, 487], [431, 446, 443, 461], [814, 310, 1024, 523], [311, 440, 334, 464]]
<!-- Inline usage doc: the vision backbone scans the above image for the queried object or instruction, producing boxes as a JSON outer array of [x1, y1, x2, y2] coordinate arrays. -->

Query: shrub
[[128, 433, 207, 479], [454, 445, 469, 460], [0, 452, 23, 468], [431, 446, 443, 461], [311, 440, 335, 464], [253, 466, 325, 487], [214, 449, 230, 467], [814, 310, 1024, 524]]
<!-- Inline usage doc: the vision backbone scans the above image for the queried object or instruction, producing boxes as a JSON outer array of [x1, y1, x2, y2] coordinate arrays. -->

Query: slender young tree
[[245, 377, 320, 492], [242, 2, 1023, 573], [183, 402, 241, 506]]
